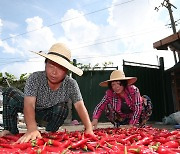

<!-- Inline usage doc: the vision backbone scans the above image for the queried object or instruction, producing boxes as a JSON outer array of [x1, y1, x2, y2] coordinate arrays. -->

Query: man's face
[[45, 59, 68, 84]]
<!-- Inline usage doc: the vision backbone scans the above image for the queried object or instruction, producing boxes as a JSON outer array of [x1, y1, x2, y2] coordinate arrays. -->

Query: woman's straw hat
[[99, 70, 137, 87], [31, 43, 83, 76]]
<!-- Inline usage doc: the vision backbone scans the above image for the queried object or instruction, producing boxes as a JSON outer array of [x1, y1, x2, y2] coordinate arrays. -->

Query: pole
[[163, 0, 178, 63]]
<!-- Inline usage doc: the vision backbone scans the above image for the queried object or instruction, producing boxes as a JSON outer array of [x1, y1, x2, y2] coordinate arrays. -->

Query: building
[[153, 32, 180, 111]]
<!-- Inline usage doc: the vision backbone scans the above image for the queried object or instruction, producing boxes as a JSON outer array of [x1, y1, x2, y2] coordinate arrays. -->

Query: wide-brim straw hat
[[31, 43, 83, 76], [99, 70, 137, 87]]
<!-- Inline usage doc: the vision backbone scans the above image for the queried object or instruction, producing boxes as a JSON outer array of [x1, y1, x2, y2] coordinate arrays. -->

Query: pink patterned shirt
[[92, 85, 143, 125]]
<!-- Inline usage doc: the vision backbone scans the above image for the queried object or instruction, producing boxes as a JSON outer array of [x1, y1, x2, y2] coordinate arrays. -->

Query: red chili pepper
[[0, 138, 8, 143], [84, 133, 98, 141], [22, 147, 38, 154], [0, 143, 14, 148], [35, 145, 47, 154], [86, 143, 95, 152], [0, 147, 20, 153], [13, 139, 44, 150], [167, 135, 178, 141], [62, 133, 69, 140], [31, 138, 44, 146], [45, 145, 63, 153], [70, 138, 88, 149], [134, 136, 153, 145], [169, 148, 180, 153], [2, 135, 19, 142], [121, 134, 138, 144], [157, 145, 178, 154], [163, 140, 179, 148], [72, 131, 82, 140], [96, 136, 107, 148], [170, 130, 180, 136], [61, 139, 71, 148], [46, 133, 66, 142], [101, 145, 112, 152], [43, 138, 62, 147], [80, 144, 88, 151], [13, 142, 32, 150], [155, 137, 169, 144]]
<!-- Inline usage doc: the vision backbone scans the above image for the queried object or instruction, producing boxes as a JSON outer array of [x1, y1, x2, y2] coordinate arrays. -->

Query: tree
[[76, 61, 114, 71], [19, 73, 30, 81]]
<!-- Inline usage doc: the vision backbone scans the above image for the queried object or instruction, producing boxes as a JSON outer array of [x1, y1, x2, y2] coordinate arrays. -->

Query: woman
[[92, 70, 152, 128]]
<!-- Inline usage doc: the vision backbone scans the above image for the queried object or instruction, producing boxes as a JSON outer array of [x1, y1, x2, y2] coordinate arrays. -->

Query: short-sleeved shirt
[[24, 71, 83, 109]]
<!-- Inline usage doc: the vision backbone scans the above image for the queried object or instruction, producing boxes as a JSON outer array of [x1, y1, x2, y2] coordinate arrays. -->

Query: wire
[[1, 0, 135, 41]]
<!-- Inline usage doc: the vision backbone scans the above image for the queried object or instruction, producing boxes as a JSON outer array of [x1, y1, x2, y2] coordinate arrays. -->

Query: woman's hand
[[16, 129, 42, 143], [91, 119, 98, 129]]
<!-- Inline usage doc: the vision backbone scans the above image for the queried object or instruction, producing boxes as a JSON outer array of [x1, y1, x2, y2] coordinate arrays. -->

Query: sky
[[0, 0, 180, 78]]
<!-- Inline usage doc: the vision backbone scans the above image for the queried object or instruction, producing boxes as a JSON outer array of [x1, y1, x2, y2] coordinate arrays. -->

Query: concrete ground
[[0, 121, 176, 133], [60, 121, 176, 132]]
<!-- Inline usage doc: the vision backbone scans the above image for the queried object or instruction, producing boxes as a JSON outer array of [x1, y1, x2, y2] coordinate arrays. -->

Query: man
[[0, 43, 94, 143]]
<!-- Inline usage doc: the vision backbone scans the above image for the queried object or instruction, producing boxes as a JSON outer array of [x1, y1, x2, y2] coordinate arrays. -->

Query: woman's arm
[[129, 86, 143, 125], [92, 93, 109, 120]]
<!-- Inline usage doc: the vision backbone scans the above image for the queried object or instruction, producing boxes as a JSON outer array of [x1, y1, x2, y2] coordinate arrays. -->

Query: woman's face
[[45, 59, 68, 84], [111, 81, 124, 94]]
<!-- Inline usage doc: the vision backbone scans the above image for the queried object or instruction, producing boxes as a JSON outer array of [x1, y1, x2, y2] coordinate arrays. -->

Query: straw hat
[[99, 70, 137, 87], [31, 43, 83, 76]]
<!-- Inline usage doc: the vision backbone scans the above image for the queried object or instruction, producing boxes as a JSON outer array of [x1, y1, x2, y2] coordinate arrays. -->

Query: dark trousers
[[2, 87, 68, 134]]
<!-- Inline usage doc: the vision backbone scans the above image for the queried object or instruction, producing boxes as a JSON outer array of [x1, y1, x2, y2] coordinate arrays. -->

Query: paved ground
[[0, 121, 177, 133], [59, 121, 176, 132]]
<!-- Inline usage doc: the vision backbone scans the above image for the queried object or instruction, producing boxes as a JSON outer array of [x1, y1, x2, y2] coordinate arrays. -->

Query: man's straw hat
[[31, 43, 83, 76], [99, 70, 137, 87]]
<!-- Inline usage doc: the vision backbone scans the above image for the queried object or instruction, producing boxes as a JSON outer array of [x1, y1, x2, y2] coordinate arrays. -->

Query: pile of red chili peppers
[[0, 125, 179, 153]]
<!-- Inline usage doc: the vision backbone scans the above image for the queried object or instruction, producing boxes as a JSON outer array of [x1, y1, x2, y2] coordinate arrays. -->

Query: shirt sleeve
[[92, 90, 110, 120], [24, 72, 39, 97], [129, 86, 143, 125], [69, 79, 83, 104]]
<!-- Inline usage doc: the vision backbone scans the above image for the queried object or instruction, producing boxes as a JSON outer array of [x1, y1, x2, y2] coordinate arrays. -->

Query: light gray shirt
[[24, 71, 82, 109]]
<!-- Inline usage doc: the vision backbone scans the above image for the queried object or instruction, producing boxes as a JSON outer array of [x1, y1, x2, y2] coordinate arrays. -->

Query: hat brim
[[31, 51, 83, 76], [99, 77, 137, 87]]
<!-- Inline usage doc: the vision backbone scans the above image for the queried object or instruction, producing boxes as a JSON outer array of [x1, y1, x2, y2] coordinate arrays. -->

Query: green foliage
[[20, 73, 30, 81], [102, 61, 114, 68], [0, 73, 3, 82], [76, 61, 114, 71], [0, 61, 114, 90], [5, 72, 17, 81], [0, 72, 31, 91]]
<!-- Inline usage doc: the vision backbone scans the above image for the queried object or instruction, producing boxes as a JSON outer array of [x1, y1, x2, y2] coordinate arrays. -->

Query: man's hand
[[0, 130, 12, 137], [16, 129, 42, 143], [84, 128, 94, 135]]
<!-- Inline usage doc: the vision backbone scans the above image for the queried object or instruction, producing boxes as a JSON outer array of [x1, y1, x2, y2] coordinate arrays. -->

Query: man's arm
[[74, 100, 94, 135], [23, 96, 37, 131], [17, 96, 42, 143]]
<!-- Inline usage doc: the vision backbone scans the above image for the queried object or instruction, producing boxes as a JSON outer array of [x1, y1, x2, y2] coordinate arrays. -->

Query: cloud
[[1, 56, 45, 79], [0, 41, 17, 54], [0, 19, 2, 34], [0, 0, 178, 78], [106, 0, 176, 68], [58, 1, 175, 70], [0, 16, 58, 77], [61, 9, 99, 46]]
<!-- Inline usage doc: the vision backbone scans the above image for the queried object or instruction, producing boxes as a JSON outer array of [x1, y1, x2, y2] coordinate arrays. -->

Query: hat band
[[48, 52, 70, 62]]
